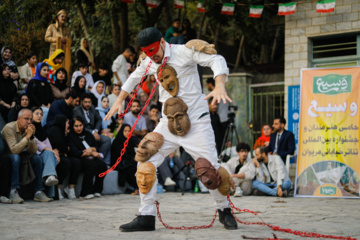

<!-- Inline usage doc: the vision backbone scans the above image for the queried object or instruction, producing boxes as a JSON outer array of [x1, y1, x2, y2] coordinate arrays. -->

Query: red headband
[[141, 41, 160, 57]]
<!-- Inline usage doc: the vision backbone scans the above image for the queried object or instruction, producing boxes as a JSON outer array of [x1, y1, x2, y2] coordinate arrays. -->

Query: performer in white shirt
[[105, 27, 235, 232]]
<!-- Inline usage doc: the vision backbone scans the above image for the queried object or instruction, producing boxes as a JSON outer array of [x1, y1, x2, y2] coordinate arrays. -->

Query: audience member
[[112, 46, 136, 86], [46, 90, 80, 127], [114, 116, 124, 137], [108, 84, 120, 109], [96, 96, 114, 138], [43, 49, 65, 83], [1, 109, 51, 203], [77, 38, 95, 74], [68, 116, 107, 199], [26, 62, 54, 126], [138, 91, 151, 116], [90, 80, 106, 108], [267, 116, 295, 163], [0, 63, 17, 130], [208, 97, 222, 153], [71, 62, 94, 91], [164, 19, 185, 44], [158, 152, 184, 187], [32, 107, 59, 198], [45, 9, 72, 57], [111, 124, 140, 194], [1, 46, 16, 67], [124, 88, 135, 108], [92, 63, 112, 92], [252, 145, 292, 197], [222, 143, 255, 197], [19, 52, 37, 90], [0, 134, 12, 203], [181, 19, 196, 43], [10, 65, 20, 90], [124, 100, 147, 138], [51, 68, 70, 100], [71, 75, 86, 98], [145, 104, 159, 132], [47, 115, 81, 200], [253, 124, 272, 150], [73, 93, 111, 165], [8, 94, 30, 123]]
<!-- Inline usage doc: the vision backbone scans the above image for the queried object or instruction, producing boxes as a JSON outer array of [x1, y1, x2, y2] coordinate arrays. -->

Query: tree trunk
[[197, 12, 206, 39], [140, 0, 165, 27], [162, 1, 172, 29], [234, 35, 245, 71], [270, 26, 281, 63], [120, 2, 129, 52], [76, 2, 90, 38], [107, 0, 120, 52], [213, 23, 220, 46]]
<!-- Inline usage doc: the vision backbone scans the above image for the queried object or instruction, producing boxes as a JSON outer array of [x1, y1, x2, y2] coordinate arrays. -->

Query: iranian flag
[[121, 0, 133, 3], [146, 0, 160, 8], [249, 5, 264, 18], [197, 1, 206, 13], [174, 0, 184, 9], [316, 0, 336, 13], [278, 2, 297, 16], [221, 3, 235, 15]]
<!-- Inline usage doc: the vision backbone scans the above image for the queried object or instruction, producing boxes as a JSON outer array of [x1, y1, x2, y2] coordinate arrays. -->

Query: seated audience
[[254, 124, 272, 150], [96, 96, 114, 138], [208, 97, 222, 153], [71, 75, 86, 98], [71, 62, 94, 91], [77, 38, 95, 74], [164, 19, 185, 44], [267, 116, 295, 163], [8, 94, 30, 123], [51, 68, 70, 100], [222, 143, 255, 197], [111, 124, 139, 194], [0, 63, 17, 130], [26, 62, 54, 126], [43, 49, 65, 83], [145, 104, 159, 132], [252, 146, 292, 197], [113, 115, 124, 137], [90, 80, 106, 108], [108, 84, 120, 109], [32, 107, 60, 198], [10, 65, 20, 90], [19, 52, 37, 91], [1, 109, 51, 203], [158, 152, 185, 187], [0, 134, 12, 203], [92, 63, 112, 91], [68, 116, 107, 199], [46, 90, 79, 127], [124, 100, 147, 138], [47, 115, 81, 200], [1, 46, 17, 67], [73, 93, 111, 165]]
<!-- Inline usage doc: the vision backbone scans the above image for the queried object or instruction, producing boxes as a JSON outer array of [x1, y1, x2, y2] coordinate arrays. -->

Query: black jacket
[[267, 129, 295, 162]]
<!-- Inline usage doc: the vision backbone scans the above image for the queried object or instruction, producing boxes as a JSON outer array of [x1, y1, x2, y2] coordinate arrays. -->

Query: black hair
[[2, 46, 11, 53], [208, 97, 214, 105], [131, 99, 140, 106], [236, 142, 250, 152], [55, 67, 68, 82], [81, 93, 93, 101], [98, 63, 109, 70], [40, 62, 49, 70], [26, 52, 36, 60], [54, 52, 65, 59], [110, 84, 120, 92], [101, 96, 108, 101], [173, 18, 180, 23], [125, 46, 136, 54], [72, 115, 85, 127], [274, 116, 286, 125], [31, 106, 43, 113], [206, 78, 215, 86], [65, 90, 79, 100], [78, 61, 89, 68], [258, 145, 267, 155], [149, 104, 159, 111]]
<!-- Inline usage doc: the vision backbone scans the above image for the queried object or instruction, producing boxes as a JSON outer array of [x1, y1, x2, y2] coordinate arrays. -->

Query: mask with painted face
[[136, 162, 157, 194], [157, 64, 179, 97], [163, 97, 191, 136], [194, 158, 221, 190], [135, 132, 164, 162]]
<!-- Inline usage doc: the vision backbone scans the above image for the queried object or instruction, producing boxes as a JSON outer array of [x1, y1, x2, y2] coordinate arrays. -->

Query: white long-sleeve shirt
[[122, 42, 229, 123], [71, 71, 94, 89], [112, 54, 128, 85]]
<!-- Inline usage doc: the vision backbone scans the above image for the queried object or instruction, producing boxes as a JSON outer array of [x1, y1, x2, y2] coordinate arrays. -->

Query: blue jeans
[[40, 150, 58, 197], [9, 154, 44, 192], [252, 179, 292, 196], [40, 106, 49, 127]]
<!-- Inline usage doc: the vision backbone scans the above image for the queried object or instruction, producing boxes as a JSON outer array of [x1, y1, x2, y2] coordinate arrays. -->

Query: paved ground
[[0, 192, 359, 240]]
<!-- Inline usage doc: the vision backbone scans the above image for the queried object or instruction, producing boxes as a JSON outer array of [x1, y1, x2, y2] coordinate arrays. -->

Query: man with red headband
[[105, 27, 235, 232]]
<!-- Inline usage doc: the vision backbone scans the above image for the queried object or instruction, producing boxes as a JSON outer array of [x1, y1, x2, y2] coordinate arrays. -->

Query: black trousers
[[117, 165, 137, 190], [79, 157, 107, 197], [56, 157, 81, 185], [0, 154, 12, 197]]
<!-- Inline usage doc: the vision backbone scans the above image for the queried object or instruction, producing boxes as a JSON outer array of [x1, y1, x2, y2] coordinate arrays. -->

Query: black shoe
[[119, 215, 155, 232], [218, 208, 238, 230]]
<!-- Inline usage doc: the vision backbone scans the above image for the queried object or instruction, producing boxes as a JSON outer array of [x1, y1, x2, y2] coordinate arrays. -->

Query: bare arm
[[104, 89, 129, 120]]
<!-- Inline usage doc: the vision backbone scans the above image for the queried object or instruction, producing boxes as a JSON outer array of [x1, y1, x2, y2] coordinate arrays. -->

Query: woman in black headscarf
[[47, 114, 81, 200], [7, 93, 30, 122], [111, 124, 140, 194], [51, 68, 70, 100], [0, 63, 17, 130], [68, 116, 107, 199], [71, 75, 86, 98]]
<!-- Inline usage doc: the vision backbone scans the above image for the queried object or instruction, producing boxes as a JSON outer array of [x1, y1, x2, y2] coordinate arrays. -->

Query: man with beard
[[252, 145, 292, 197], [123, 99, 147, 138]]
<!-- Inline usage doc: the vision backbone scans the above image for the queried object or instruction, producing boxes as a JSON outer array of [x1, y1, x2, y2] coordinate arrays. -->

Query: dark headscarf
[[0, 63, 17, 105], [71, 75, 86, 97], [32, 107, 48, 141], [54, 68, 68, 91], [17, 93, 30, 109], [50, 114, 68, 131]]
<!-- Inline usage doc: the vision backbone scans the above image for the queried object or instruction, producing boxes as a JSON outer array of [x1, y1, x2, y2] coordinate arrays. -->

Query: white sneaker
[[34, 191, 51, 202], [10, 190, 24, 204], [45, 175, 59, 187], [234, 187, 243, 197], [0, 196, 12, 204], [64, 187, 76, 199], [164, 177, 176, 186], [83, 194, 94, 200], [58, 189, 64, 200], [94, 193, 101, 197]]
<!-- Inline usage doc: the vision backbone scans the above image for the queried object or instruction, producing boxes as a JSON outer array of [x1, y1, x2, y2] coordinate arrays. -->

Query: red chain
[[99, 57, 168, 178], [156, 201, 217, 230], [228, 197, 356, 240]]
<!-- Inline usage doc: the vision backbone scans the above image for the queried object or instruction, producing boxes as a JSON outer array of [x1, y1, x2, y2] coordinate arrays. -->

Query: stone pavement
[[0, 192, 359, 240]]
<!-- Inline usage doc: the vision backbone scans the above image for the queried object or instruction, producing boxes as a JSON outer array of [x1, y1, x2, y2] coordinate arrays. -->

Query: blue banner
[[288, 85, 300, 163]]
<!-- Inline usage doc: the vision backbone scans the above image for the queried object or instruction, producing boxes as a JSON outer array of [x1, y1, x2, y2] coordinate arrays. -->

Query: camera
[[227, 105, 238, 123]]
